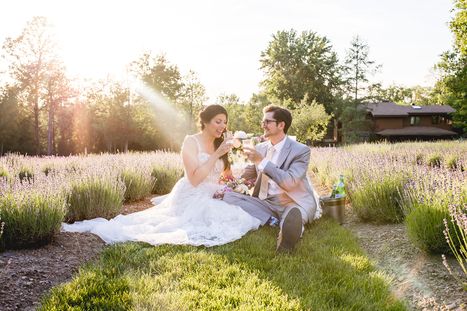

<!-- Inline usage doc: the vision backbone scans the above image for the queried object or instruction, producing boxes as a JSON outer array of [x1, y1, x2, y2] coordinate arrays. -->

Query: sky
[[0, 0, 455, 102]]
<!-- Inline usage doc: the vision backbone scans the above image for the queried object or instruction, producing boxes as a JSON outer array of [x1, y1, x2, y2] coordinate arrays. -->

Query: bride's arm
[[182, 137, 231, 187]]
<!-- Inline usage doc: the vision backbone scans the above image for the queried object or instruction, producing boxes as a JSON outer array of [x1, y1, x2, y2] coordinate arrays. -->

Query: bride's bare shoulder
[[182, 135, 198, 150]]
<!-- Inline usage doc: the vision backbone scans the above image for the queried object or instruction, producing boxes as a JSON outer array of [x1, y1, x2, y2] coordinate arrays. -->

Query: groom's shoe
[[276, 207, 302, 253]]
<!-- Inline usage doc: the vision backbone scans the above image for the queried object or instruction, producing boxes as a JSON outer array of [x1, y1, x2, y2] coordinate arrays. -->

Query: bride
[[62, 105, 261, 247]]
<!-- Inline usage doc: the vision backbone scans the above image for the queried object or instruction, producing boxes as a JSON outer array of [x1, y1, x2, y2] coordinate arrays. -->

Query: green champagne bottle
[[335, 175, 345, 198]]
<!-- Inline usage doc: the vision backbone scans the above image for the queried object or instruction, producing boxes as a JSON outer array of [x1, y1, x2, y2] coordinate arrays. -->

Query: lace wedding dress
[[62, 136, 261, 247]]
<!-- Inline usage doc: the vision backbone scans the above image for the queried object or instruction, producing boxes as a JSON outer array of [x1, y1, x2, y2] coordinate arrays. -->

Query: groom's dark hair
[[263, 105, 292, 134]]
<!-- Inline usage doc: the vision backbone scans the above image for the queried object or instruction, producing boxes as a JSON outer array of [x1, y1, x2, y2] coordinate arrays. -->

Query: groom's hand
[[243, 146, 263, 165]]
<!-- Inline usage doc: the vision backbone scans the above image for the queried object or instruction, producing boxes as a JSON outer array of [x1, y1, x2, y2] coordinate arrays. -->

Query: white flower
[[234, 131, 248, 139]]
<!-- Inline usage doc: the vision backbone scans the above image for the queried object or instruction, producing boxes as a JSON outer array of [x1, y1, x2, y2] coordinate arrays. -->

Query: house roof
[[365, 101, 455, 117], [376, 126, 458, 136]]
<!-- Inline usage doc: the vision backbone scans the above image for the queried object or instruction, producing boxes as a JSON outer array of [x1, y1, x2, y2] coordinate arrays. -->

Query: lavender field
[[0, 152, 183, 249], [0, 141, 466, 287]]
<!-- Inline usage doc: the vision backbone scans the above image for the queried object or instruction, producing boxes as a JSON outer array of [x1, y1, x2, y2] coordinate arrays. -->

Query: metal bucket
[[320, 196, 346, 224]]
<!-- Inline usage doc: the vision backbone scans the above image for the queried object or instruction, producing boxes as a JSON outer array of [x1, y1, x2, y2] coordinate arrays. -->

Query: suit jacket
[[242, 137, 319, 222]]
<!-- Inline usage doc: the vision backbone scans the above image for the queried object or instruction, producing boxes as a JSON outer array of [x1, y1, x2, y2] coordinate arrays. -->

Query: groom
[[223, 105, 318, 253]]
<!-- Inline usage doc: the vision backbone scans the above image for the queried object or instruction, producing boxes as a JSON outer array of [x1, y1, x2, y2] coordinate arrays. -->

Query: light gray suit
[[224, 137, 319, 225]]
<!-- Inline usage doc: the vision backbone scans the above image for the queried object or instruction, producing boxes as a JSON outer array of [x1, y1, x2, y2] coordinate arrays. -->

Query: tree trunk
[[47, 101, 54, 155], [34, 96, 40, 155]]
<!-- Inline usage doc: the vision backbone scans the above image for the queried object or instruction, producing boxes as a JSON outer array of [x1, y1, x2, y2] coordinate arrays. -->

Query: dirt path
[[0, 197, 155, 311]]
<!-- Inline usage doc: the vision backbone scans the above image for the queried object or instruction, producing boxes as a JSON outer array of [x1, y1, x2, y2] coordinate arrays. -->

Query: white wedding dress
[[62, 136, 261, 247]]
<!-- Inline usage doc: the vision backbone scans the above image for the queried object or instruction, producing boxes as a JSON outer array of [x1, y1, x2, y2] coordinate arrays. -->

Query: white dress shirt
[[257, 136, 287, 196]]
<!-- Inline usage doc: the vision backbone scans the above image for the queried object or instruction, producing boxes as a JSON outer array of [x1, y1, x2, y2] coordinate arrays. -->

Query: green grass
[[40, 218, 406, 310]]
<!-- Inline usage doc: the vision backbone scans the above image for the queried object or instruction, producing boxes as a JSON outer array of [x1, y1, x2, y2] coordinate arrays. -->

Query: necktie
[[258, 146, 275, 199]]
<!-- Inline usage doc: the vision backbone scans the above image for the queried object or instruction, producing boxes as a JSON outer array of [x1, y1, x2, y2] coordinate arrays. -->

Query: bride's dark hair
[[199, 104, 230, 171]]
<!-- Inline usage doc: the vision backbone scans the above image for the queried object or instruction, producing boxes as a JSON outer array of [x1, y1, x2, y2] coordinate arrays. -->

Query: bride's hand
[[215, 139, 233, 158]]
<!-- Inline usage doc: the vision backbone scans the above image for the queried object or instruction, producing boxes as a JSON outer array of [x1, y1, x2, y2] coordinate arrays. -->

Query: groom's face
[[262, 112, 284, 138]]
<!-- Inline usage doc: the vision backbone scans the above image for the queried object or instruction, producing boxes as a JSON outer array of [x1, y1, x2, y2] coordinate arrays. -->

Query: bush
[[446, 155, 463, 171], [18, 166, 34, 183], [120, 170, 155, 202], [42, 164, 55, 176], [405, 200, 459, 254], [443, 202, 467, 290], [0, 191, 66, 249], [348, 173, 406, 223], [404, 188, 466, 254], [0, 167, 9, 179], [151, 165, 183, 195], [427, 153, 442, 168], [66, 178, 125, 222]]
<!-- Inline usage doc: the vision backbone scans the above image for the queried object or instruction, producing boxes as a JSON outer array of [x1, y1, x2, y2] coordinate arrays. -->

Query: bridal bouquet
[[213, 175, 255, 199]]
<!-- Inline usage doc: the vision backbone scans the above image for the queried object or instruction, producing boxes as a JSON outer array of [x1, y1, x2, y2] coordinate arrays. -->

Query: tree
[[177, 70, 208, 132], [344, 36, 380, 101], [431, 0, 467, 132], [2, 16, 62, 154], [131, 53, 187, 150], [259, 29, 343, 111], [131, 53, 183, 101], [289, 97, 331, 143], [366, 84, 433, 106], [44, 62, 74, 155]]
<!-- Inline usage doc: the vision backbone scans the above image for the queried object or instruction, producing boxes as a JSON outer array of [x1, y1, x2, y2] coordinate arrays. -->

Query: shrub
[[443, 202, 467, 290], [120, 170, 155, 202], [446, 155, 463, 171], [415, 153, 424, 165], [405, 196, 461, 254], [18, 166, 34, 183], [348, 172, 407, 223], [151, 165, 183, 194], [0, 191, 66, 249], [66, 178, 125, 222], [42, 164, 55, 176], [0, 167, 9, 179], [427, 153, 442, 168]]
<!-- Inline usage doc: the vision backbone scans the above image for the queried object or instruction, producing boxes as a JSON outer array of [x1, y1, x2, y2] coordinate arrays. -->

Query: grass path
[[40, 218, 406, 310]]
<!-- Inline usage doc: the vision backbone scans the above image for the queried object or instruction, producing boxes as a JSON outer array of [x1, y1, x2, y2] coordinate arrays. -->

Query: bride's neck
[[199, 131, 215, 144]]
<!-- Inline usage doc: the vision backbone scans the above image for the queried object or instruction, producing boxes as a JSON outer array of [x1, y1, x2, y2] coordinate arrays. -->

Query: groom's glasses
[[261, 119, 278, 126]]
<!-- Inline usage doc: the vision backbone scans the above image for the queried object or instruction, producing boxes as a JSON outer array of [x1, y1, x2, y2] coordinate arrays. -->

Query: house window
[[432, 116, 440, 124], [410, 116, 420, 126]]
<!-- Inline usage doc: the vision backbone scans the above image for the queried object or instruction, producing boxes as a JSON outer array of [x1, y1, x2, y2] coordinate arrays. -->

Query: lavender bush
[[0, 189, 66, 249], [121, 169, 155, 202], [151, 165, 183, 194], [443, 202, 467, 290], [65, 176, 125, 222]]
